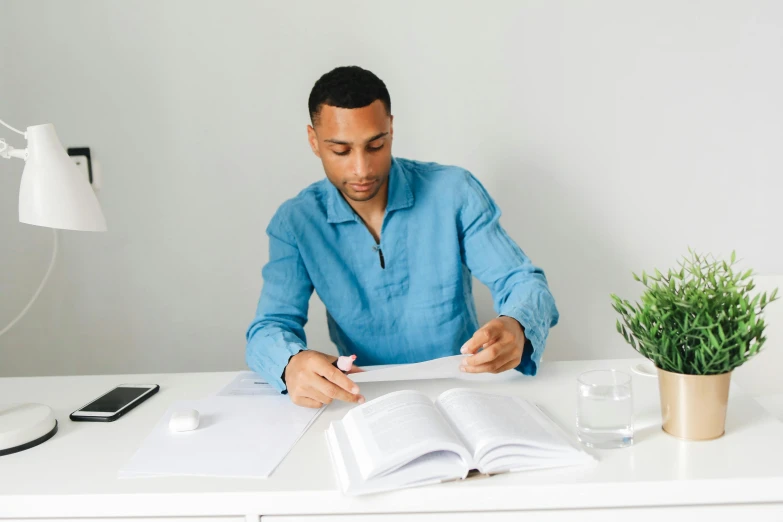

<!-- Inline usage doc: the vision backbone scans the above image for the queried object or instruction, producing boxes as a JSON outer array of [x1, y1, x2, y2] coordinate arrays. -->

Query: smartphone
[[70, 384, 159, 422]]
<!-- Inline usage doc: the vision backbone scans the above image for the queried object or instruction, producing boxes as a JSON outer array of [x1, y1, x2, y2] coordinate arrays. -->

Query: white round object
[[169, 409, 200, 432], [0, 403, 58, 456]]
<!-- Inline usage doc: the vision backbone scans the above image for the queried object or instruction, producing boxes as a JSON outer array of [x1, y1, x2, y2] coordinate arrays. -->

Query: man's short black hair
[[308, 66, 391, 125]]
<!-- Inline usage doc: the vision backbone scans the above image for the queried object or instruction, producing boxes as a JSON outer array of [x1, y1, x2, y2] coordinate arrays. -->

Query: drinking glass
[[576, 369, 633, 449]]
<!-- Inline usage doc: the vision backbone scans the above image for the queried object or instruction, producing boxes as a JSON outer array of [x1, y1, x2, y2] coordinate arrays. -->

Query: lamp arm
[[0, 229, 59, 339], [1, 117, 28, 161], [0, 139, 28, 161]]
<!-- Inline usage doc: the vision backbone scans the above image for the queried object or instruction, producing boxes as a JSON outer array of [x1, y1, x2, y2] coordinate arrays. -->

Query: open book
[[326, 388, 594, 496]]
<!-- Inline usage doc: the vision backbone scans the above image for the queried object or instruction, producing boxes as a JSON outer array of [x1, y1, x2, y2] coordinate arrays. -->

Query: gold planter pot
[[657, 368, 732, 440]]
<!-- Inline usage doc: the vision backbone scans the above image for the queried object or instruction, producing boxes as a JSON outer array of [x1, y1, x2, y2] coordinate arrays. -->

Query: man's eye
[[368, 144, 384, 152], [333, 150, 350, 156]]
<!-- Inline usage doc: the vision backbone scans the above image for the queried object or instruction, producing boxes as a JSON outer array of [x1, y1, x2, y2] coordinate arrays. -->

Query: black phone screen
[[80, 387, 151, 413]]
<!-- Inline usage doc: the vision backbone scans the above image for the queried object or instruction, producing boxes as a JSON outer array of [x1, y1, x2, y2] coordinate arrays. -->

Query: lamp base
[[0, 403, 58, 456]]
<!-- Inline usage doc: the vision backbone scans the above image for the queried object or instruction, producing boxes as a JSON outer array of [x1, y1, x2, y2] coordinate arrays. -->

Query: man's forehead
[[316, 102, 390, 144], [316, 101, 389, 127]]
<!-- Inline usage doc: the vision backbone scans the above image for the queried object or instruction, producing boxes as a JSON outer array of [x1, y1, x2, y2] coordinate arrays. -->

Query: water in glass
[[577, 369, 633, 449]]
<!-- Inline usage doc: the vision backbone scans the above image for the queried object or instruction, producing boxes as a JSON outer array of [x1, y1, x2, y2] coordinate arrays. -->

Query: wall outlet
[[67, 147, 92, 184]]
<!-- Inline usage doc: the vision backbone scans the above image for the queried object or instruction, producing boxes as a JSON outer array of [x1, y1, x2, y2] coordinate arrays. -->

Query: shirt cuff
[[279, 349, 306, 395], [499, 305, 549, 376], [247, 340, 306, 394]]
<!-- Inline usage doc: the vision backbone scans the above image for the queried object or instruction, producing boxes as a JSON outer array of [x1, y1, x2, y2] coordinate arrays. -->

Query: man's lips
[[348, 181, 377, 192]]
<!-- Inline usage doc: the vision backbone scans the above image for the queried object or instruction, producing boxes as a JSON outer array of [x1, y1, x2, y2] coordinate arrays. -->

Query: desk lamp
[[0, 117, 106, 456]]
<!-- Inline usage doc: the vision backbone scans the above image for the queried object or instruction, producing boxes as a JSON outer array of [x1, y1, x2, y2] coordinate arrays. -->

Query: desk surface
[[2, 358, 783, 519]]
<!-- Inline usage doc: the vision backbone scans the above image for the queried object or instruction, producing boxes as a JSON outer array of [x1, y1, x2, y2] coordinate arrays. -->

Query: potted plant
[[611, 250, 778, 440]]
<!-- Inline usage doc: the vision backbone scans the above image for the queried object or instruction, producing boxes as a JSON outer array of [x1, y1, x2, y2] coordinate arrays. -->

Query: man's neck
[[345, 177, 389, 224], [343, 177, 389, 243]]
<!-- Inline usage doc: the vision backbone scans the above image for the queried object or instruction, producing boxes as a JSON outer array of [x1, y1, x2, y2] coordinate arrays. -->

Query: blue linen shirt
[[246, 157, 559, 392]]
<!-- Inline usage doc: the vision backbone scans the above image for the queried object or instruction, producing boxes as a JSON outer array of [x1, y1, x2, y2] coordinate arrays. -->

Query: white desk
[[2, 358, 783, 521]]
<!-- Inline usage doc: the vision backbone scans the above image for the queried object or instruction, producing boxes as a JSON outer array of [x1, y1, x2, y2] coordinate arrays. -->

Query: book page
[[326, 423, 468, 496], [435, 388, 568, 463], [342, 390, 471, 480]]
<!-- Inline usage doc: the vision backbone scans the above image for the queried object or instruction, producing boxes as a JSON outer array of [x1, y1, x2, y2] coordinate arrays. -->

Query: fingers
[[461, 328, 492, 354], [287, 352, 366, 406], [315, 357, 362, 396], [463, 343, 500, 367], [495, 359, 520, 373], [461, 356, 517, 374], [312, 368, 365, 404], [293, 382, 356, 408], [347, 365, 364, 374], [460, 324, 500, 355], [461, 342, 520, 374], [294, 375, 365, 407], [291, 395, 323, 408], [304, 385, 335, 406]]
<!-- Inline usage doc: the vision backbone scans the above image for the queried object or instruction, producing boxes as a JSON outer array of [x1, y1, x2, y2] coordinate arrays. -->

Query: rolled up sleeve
[[458, 172, 559, 375], [246, 207, 314, 392]]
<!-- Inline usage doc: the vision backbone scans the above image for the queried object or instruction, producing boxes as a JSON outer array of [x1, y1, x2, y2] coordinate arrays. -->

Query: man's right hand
[[284, 350, 365, 408]]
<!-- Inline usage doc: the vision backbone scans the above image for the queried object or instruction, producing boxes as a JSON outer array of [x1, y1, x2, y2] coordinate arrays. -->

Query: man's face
[[307, 100, 393, 203]]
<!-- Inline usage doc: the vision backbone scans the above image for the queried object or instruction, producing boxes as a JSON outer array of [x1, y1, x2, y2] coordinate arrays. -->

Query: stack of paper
[[119, 374, 322, 479]]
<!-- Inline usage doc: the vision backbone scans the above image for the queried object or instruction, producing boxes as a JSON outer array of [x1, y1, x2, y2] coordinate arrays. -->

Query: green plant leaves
[[609, 250, 779, 375]]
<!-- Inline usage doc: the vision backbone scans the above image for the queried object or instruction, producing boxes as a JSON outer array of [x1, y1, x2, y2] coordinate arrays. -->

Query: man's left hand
[[459, 316, 525, 374]]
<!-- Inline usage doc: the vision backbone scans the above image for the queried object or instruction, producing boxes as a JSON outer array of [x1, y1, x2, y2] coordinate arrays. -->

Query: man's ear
[[306, 125, 321, 158], [389, 115, 394, 139]]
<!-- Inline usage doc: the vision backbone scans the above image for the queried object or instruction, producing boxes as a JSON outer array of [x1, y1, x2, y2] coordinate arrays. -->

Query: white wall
[[1, 0, 782, 378]]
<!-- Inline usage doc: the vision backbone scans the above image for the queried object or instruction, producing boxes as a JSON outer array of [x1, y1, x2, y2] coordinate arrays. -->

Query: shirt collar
[[326, 157, 414, 224]]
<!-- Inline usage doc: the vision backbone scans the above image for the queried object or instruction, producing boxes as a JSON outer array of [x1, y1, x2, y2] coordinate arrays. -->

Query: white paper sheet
[[349, 355, 466, 383], [119, 396, 322, 479], [216, 371, 278, 396], [349, 355, 523, 383]]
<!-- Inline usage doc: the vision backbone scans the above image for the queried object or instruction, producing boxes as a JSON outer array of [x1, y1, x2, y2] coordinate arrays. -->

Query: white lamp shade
[[18, 123, 107, 231]]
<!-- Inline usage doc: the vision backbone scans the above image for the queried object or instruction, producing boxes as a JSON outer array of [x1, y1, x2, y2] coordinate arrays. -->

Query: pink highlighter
[[336, 354, 357, 372]]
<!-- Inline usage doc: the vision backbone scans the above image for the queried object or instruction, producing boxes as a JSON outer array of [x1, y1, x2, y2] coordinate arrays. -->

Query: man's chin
[[343, 188, 381, 202]]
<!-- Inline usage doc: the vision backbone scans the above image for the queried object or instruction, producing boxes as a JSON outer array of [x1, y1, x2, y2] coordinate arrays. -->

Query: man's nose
[[351, 150, 372, 179]]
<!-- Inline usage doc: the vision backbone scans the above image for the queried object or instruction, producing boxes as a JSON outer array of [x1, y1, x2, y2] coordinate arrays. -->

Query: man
[[246, 66, 559, 408]]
